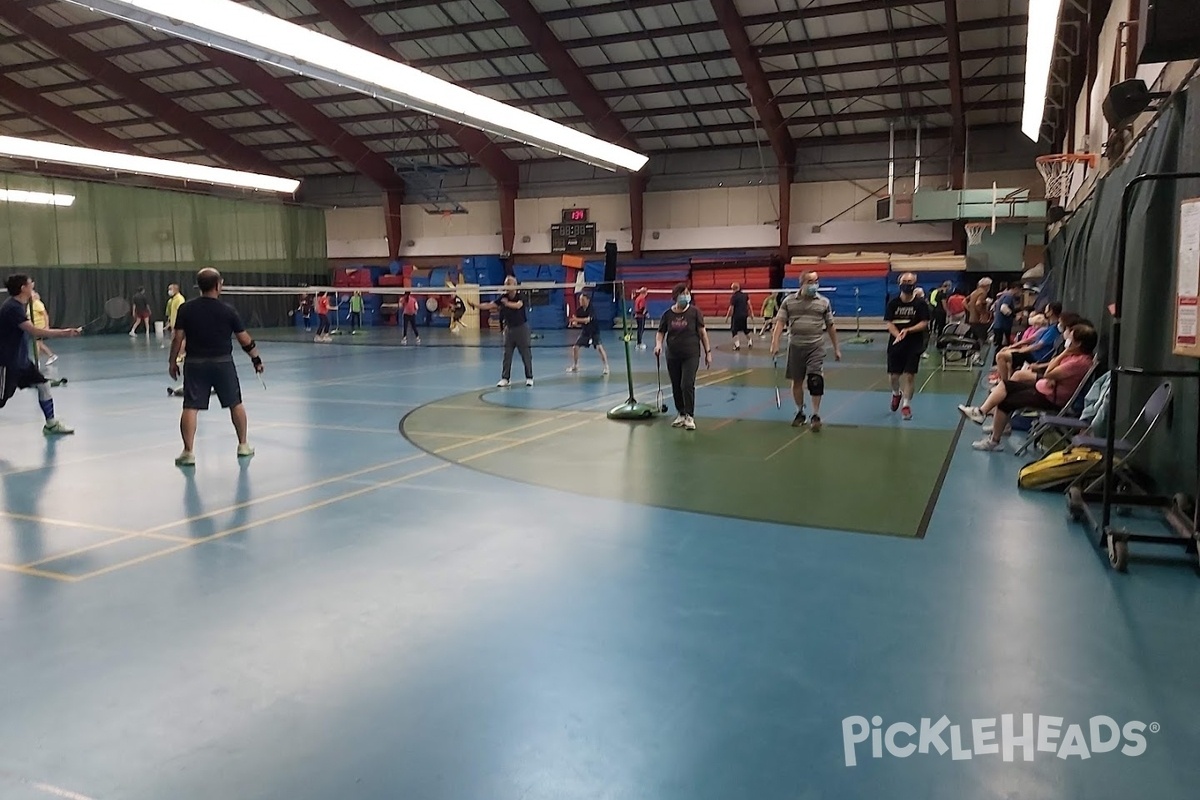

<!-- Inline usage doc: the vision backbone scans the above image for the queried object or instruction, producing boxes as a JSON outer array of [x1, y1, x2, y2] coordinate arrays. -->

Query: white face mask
[[1064, 337, 1074, 349]]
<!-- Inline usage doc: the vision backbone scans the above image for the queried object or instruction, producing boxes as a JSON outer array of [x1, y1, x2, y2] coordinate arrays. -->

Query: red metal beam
[[200, 48, 403, 191], [710, 0, 794, 168], [629, 173, 647, 259], [499, 183, 517, 256], [0, 4, 282, 177], [306, 0, 517, 189], [492, 0, 634, 148], [0, 73, 132, 152], [385, 188, 404, 262]]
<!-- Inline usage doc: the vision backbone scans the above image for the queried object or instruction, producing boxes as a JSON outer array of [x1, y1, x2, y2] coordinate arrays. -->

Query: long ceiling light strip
[[0, 135, 301, 194], [1021, 0, 1065, 141], [0, 188, 76, 206], [64, 0, 649, 173]]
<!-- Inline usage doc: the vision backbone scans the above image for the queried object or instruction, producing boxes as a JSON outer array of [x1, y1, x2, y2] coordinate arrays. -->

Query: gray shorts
[[786, 341, 825, 382]]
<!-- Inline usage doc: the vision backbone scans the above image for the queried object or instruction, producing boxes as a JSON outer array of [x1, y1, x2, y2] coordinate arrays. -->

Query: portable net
[[1036, 153, 1099, 205]]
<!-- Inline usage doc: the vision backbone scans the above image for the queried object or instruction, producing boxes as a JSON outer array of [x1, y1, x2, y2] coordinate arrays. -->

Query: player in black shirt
[[726, 282, 752, 351], [883, 272, 931, 421], [478, 276, 534, 387], [130, 287, 152, 337], [567, 292, 610, 375], [168, 268, 264, 466]]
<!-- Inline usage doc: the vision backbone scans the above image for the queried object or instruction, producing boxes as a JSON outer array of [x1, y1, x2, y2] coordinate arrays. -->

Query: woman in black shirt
[[655, 282, 712, 430]]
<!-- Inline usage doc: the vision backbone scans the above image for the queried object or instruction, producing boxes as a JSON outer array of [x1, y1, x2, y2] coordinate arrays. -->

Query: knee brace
[[806, 372, 825, 397]]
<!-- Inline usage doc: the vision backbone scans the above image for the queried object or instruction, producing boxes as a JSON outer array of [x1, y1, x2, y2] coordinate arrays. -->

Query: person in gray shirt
[[770, 271, 841, 431]]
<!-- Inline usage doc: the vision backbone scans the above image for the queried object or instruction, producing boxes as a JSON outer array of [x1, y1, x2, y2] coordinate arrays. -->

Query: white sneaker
[[972, 437, 1003, 452], [683, 415, 696, 430], [958, 405, 986, 424], [602, 366, 610, 375], [733, 344, 740, 351], [401, 337, 408, 345], [237, 443, 254, 458], [525, 378, 534, 387], [567, 365, 579, 373], [747, 340, 753, 349], [638, 343, 647, 350], [671, 414, 686, 428], [496, 378, 510, 387], [43, 419, 74, 436], [46, 355, 58, 365]]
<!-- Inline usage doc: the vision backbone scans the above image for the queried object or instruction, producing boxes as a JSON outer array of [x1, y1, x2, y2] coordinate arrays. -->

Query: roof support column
[[499, 182, 517, 256], [944, 0, 968, 254], [778, 163, 793, 263], [629, 173, 647, 259], [385, 188, 404, 263]]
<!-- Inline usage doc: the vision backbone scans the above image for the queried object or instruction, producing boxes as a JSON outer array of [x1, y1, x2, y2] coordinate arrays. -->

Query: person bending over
[[169, 268, 264, 466], [959, 323, 1097, 451]]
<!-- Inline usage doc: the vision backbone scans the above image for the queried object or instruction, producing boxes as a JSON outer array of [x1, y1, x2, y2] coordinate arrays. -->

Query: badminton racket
[[257, 372, 267, 390], [655, 351, 668, 413], [82, 297, 131, 334], [772, 356, 782, 409]]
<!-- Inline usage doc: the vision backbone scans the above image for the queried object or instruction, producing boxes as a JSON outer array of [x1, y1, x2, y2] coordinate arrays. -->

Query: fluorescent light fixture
[[1022, 0, 1065, 141], [63, 0, 650, 173], [0, 188, 76, 207], [0, 135, 300, 194]]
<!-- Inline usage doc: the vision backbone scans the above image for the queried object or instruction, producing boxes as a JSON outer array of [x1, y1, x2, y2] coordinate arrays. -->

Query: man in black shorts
[[0, 274, 79, 435], [884, 272, 931, 421], [726, 282, 752, 351], [168, 267, 265, 467], [567, 292, 610, 375]]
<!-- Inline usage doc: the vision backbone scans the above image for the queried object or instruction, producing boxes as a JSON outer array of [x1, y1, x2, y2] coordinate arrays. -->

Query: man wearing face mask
[[770, 271, 841, 430], [884, 272, 932, 420], [479, 276, 534, 388]]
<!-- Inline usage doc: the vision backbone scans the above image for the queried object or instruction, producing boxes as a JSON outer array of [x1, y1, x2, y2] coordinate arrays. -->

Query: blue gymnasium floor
[[1, 329, 1199, 800]]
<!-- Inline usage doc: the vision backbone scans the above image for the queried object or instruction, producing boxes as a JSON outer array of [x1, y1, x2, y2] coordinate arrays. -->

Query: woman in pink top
[[401, 292, 421, 345], [958, 323, 1097, 451], [1019, 312, 1046, 343]]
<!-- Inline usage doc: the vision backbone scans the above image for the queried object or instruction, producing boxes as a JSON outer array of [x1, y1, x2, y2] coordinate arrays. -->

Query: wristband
[[242, 339, 257, 354], [251, 355, 263, 368]]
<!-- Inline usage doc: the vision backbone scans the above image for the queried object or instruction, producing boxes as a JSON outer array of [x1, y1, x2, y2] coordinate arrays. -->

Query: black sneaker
[[791, 410, 807, 427], [810, 414, 822, 432]]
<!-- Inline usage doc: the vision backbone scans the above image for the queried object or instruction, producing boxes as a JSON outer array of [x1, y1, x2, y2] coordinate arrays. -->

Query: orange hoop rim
[[1035, 153, 1098, 167], [964, 221, 991, 230]]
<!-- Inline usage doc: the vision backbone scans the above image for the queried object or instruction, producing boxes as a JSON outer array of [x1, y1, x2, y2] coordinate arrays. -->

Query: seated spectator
[[958, 323, 1098, 451], [946, 288, 968, 325], [994, 302, 1062, 382], [1018, 312, 1045, 343]]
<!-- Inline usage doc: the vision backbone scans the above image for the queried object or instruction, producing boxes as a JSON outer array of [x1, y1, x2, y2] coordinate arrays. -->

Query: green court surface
[[403, 386, 960, 538]]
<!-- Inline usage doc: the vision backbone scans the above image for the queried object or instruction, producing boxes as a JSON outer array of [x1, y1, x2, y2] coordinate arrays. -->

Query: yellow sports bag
[[1018, 447, 1103, 491]]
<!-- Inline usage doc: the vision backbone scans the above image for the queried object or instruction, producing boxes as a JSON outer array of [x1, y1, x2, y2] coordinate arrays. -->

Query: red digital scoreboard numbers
[[552, 208, 596, 253], [563, 208, 588, 223]]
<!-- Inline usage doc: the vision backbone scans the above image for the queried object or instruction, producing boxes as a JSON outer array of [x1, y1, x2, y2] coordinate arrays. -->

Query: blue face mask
[[804, 284, 819, 297], [678, 294, 691, 307]]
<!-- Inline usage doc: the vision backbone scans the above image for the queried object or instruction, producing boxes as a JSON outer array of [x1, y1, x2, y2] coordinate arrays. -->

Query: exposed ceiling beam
[[272, 122, 1020, 168], [944, 0, 966, 190], [0, 73, 132, 152], [306, 0, 517, 188], [9, 12, 1023, 97], [198, 48, 403, 190], [0, 3, 283, 177], [491, 0, 633, 148], [710, 0, 794, 167]]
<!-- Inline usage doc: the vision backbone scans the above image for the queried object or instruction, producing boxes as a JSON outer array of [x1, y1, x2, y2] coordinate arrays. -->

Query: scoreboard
[[550, 208, 597, 253]]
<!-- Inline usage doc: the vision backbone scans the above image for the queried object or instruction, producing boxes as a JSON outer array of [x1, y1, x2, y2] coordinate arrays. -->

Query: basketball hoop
[[1036, 153, 1098, 205], [965, 222, 990, 246]]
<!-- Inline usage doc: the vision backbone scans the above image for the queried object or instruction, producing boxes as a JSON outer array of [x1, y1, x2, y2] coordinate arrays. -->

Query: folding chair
[[1065, 381, 1174, 493], [937, 321, 979, 372], [1013, 361, 1100, 456]]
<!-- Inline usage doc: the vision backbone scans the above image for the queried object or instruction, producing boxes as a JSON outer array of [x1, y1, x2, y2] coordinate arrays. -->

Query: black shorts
[[1010, 351, 1030, 370], [575, 330, 601, 348], [998, 380, 1059, 413], [0, 364, 46, 408], [887, 342, 923, 375], [182, 358, 242, 410], [731, 316, 750, 335]]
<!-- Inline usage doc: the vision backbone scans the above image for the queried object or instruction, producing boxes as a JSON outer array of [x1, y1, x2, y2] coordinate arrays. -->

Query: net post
[[607, 278, 656, 421]]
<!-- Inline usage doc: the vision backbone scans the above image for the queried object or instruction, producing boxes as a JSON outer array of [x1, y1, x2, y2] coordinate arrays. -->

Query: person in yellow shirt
[[28, 290, 56, 365], [166, 284, 186, 333]]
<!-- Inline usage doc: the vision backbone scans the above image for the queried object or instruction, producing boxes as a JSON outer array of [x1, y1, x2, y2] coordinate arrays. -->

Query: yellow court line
[[141, 455, 428, 535], [696, 368, 754, 388], [406, 430, 522, 441], [429, 411, 580, 455], [0, 562, 77, 582], [434, 403, 596, 418], [256, 396, 420, 409], [71, 463, 452, 582], [764, 374, 888, 462], [22, 533, 144, 568], [0, 511, 137, 536], [266, 421, 406, 435], [457, 418, 597, 464]]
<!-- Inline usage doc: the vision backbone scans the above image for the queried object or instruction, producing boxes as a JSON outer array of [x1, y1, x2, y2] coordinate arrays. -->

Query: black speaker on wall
[[1138, 0, 1200, 63], [603, 241, 618, 284], [1102, 79, 1152, 128]]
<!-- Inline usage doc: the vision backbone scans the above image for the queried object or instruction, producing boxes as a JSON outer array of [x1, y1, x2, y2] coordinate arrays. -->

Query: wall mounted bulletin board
[[1176, 197, 1200, 357]]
